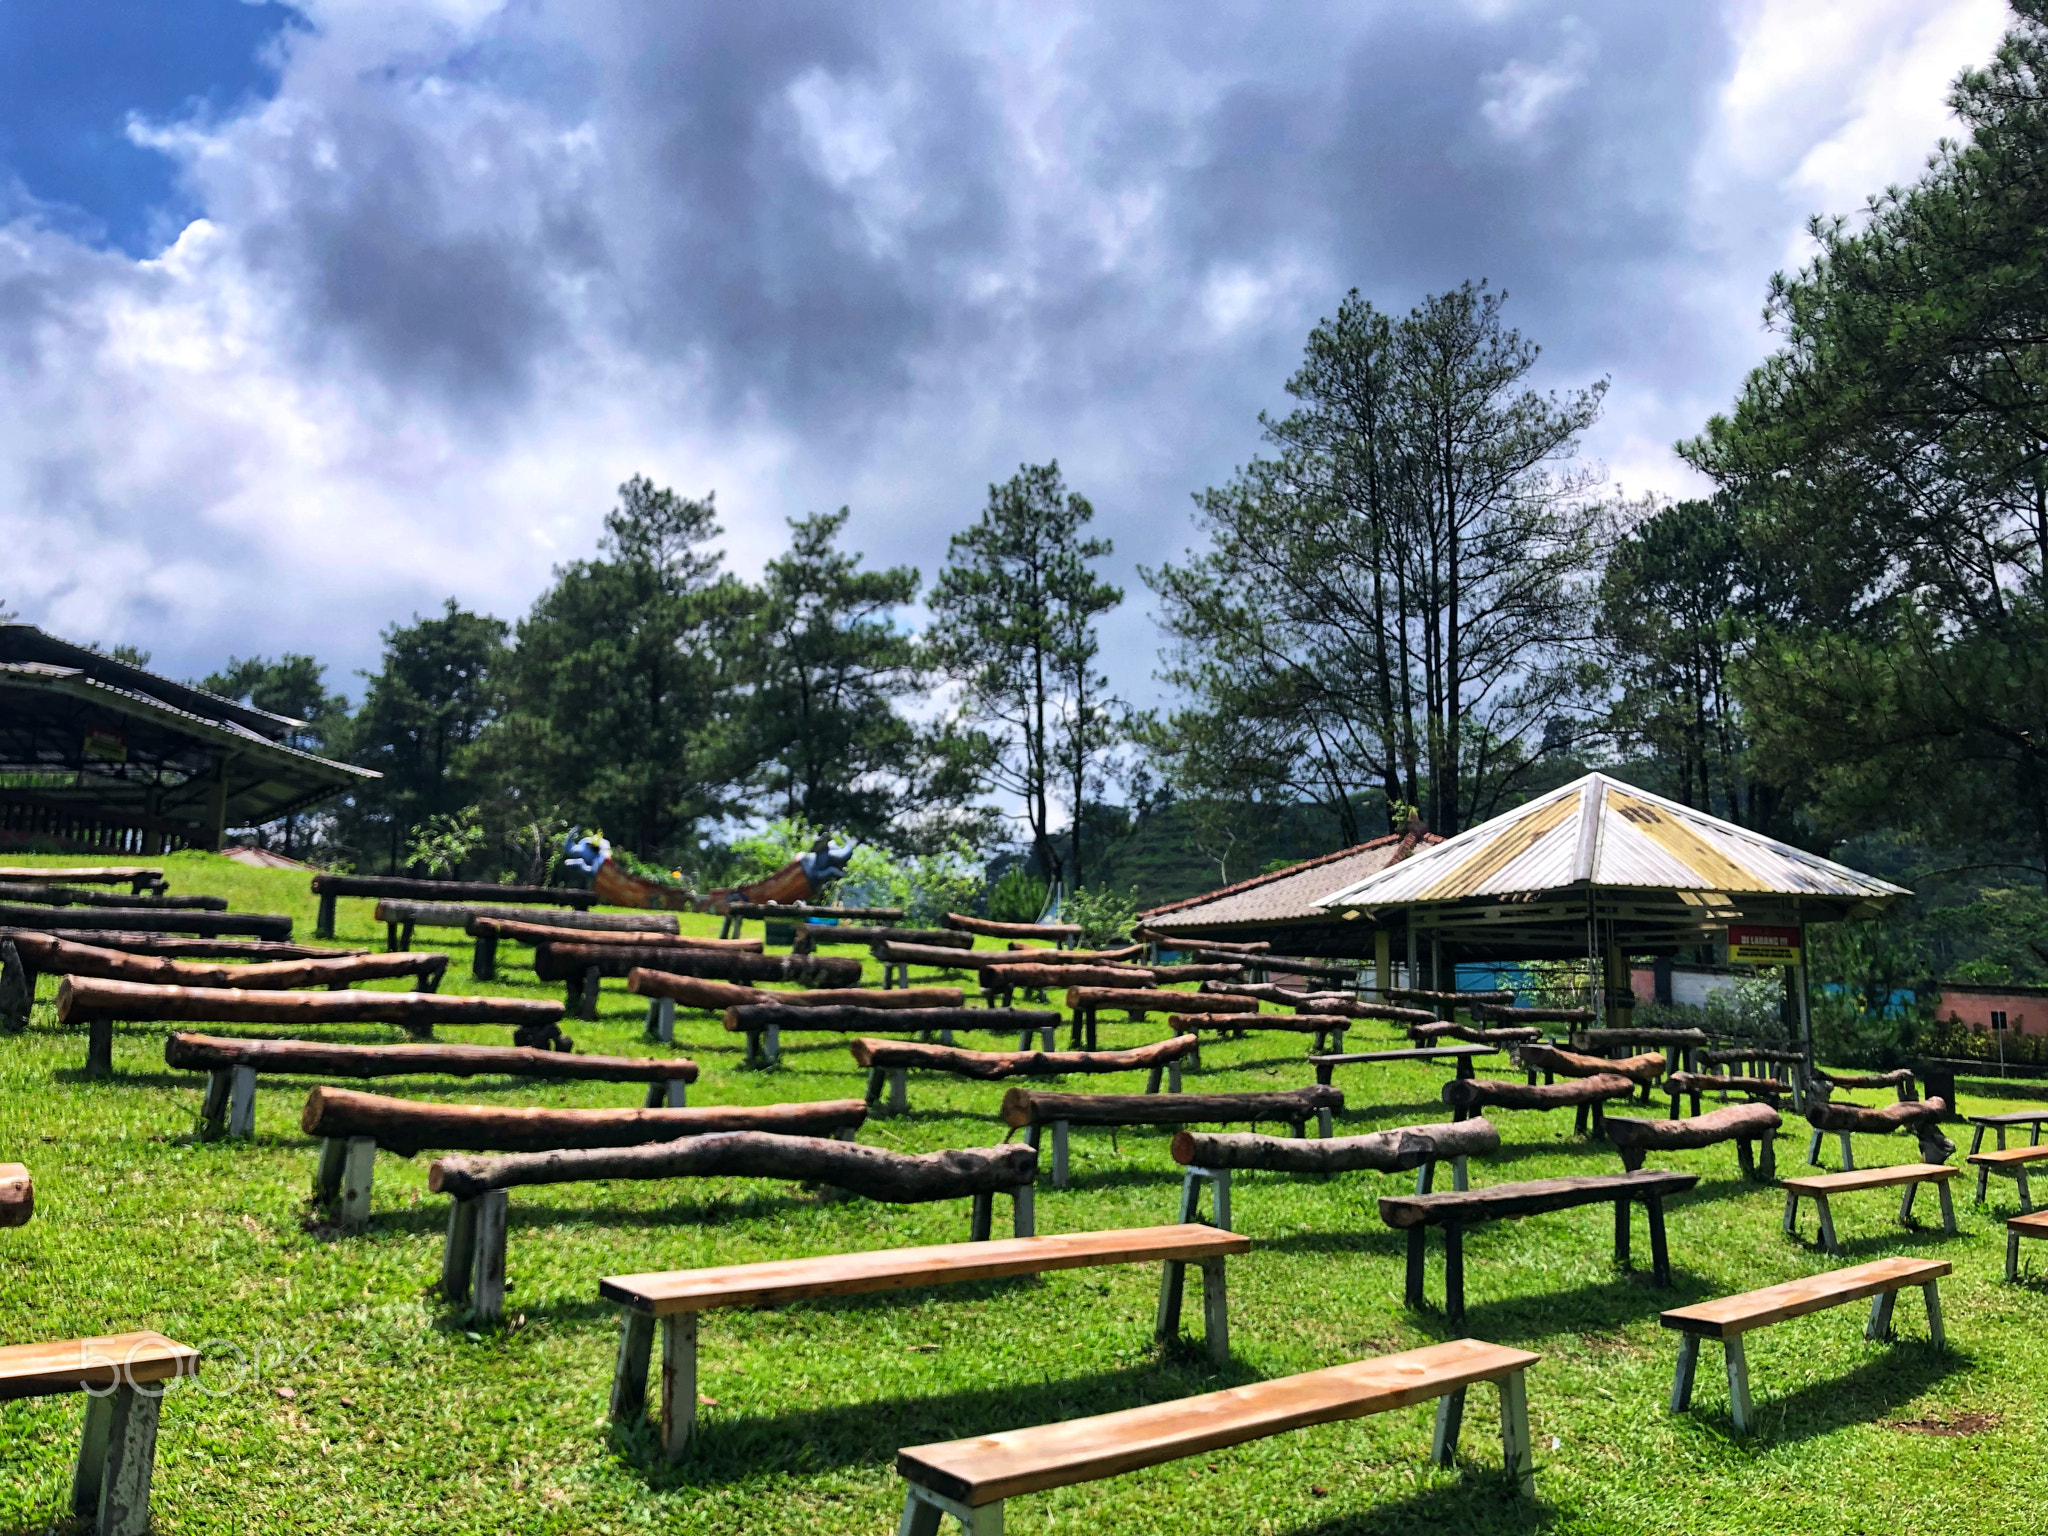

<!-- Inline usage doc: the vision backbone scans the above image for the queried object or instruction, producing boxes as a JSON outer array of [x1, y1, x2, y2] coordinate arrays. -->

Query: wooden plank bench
[[1968, 1109, 2048, 1155], [1970, 1143, 2048, 1212], [1604, 1102, 1781, 1180], [999, 1086, 1343, 1190], [894, 1336, 1539, 1531], [1378, 1170, 1699, 1325], [0, 1161, 29, 1227], [311, 872, 594, 936], [851, 1035, 1199, 1114], [164, 1032, 699, 1139], [725, 1002, 1061, 1066], [1661, 1256, 1950, 1434], [602, 1223, 1244, 1457], [1309, 1043, 1497, 1086], [1780, 1164, 1958, 1255], [0, 1331, 200, 1535], [1172, 1119, 1502, 1229], [2006, 1210, 2048, 1280]]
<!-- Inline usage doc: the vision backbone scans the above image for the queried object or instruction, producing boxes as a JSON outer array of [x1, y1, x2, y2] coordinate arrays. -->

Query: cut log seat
[[724, 1003, 1062, 1066], [164, 1032, 701, 1138], [467, 916, 755, 979], [1663, 1070, 1786, 1118], [0, 1162, 29, 1227], [0, 863, 164, 893], [944, 911, 1083, 943], [0, 881, 223, 911], [55, 976, 569, 1075], [1661, 1257, 1951, 1434], [540, 943, 862, 1019], [1780, 1164, 1959, 1255], [1441, 1073, 1638, 1136], [0, 1330, 201, 1535], [0, 930, 357, 963], [1604, 1102, 1783, 1180], [312, 872, 593, 937], [624, 969, 961, 1041], [1066, 987, 1254, 1049], [791, 924, 970, 953], [1378, 1169, 1699, 1324], [1309, 1044, 1498, 1086], [1204, 983, 1434, 1026], [1137, 964, 1245, 984], [1476, 1005, 1594, 1026], [7, 932, 446, 993], [1412, 1023, 1545, 1048], [1137, 930, 1268, 953], [983, 964, 1156, 994], [1002, 944, 1146, 963], [429, 1134, 1044, 1325], [879, 941, 1010, 973], [1000, 1085, 1344, 1190], [606, 1223, 1242, 1459], [1182, 949, 1358, 982], [1514, 1043, 1666, 1086], [1803, 1093, 1954, 1170], [1386, 987, 1517, 1010], [1969, 1143, 2048, 1212], [0, 903, 290, 941], [1170, 1118, 1503, 1227], [850, 1034, 1200, 1114], [301, 1085, 867, 1230], [1165, 1011, 1357, 1060], [895, 1338, 1540, 1529], [1571, 1027, 1710, 1050], [726, 901, 904, 921], [1815, 1067, 1917, 1098]]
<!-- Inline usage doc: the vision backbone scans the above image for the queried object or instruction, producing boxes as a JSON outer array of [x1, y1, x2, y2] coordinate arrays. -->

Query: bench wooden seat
[[895, 1337, 1539, 1530], [852, 1035, 1198, 1114], [999, 1086, 1343, 1190], [603, 1224, 1249, 1458], [726, 1002, 1061, 1065], [0, 1161, 29, 1227], [1309, 1044, 1496, 1086], [312, 872, 594, 935], [1378, 1170, 1699, 1324], [2006, 1210, 2048, 1280], [1065, 988, 1254, 1050], [1780, 1164, 1957, 1255], [1604, 1102, 1782, 1180], [0, 1331, 200, 1534], [1661, 1257, 1950, 1434], [1441, 1072, 1638, 1136], [1970, 1143, 2048, 1211], [1171, 1119, 1502, 1229], [1969, 1109, 2048, 1155]]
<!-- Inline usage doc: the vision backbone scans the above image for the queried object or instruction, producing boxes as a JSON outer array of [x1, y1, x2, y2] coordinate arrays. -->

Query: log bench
[[790, 923, 971, 954], [1474, 1005, 1594, 1028], [1662, 1256, 1950, 1434], [302, 1086, 866, 1229], [439, 1135, 1043, 1324], [1780, 1164, 1958, 1255], [468, 916, 757, 980], [876, 941, 1010, 988], [0, 864, 164, 895], [1387, 987, 1516, 1017], [1308, 1043, 1498, 1086], [0, 1331, 201, 1535], [0, 1161, 29, 1227], [1066, 988, 1255, 1050], [1514, 1043, 1666, 1089], [998, 1085, 1343, 1190], [1802, 1092, 1954, 1170], [1663, 1071, 1785, 1119], [626, 969, 962, 1041], [56, 976, 570, 1074], [1814, 1067, 1917, 1100], [1166, 1010, 1356, 1060], [943, 911, 1081, 945], [1205, 982, 1433, 1026], [312, 872, 594, 936], [1968, 1109, 2048, 1155], [1604, 1102, 1782, 1180], [895, 1337, 1539, 1532], [372, 898, 670, 953], [1441, 1072, 1637, 1135], [1182, 949, 1358, 984], [1171, 1119, 1502, 1229], [2006, 1210, 2048, 1280], [164, 1032, 700, 1139], [0, 880, 222, 911], [0, 902, 291, 941], [7, 931, 446, 993], [851, 1035, 1199, 1114], [542, 942, 861, 1018], [1700, 1046, 1809, 1108], [1969, 1143, 2048, 1212], [603, 1223, 1241, 1458], [982, 964, 1156, 1003], [1569, 1026, 1708, 1075], [1379, 1170, 1699, 1325], [1412, 1023, 1545, 1049], [726, 1003, 1062, 1066]]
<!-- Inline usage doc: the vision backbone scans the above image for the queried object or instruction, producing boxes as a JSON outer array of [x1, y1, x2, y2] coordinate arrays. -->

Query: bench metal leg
[[1155, 1259, 1186, 1345], [1615, 1198, 1633, 1270], [1497, 1369, 1534, 1497], [74, 1382, 164, 1536], [86, 1015, 114, 1077], [2018, 1169, 2035, 1214], [1200, 1256, 1229, 1366], [316, 890, 338, 940], [765, 1024, 780, 1065], [1669, 1333, 1699, 1412], [1923, 1280, 1946, 1348], [1737, 1138, 1755, 1182], [1807, 1129, 1823, 1167], [1937, 1179, 1957, 1236], [1051, 1120, 1069, 1190], [899, 1485, 1001, 1535], [2010, 1226, 2023, 1281], [1814, 1195, 1840, 1255], [969, 1192, 993, 1242], [1317, 1106, 1333, 1138], [1406, 1226, 1427, 1308], [1168, 1058, 1182, 1093], [659, 1312, 697, 1459], [201, 1069, 232, 1139], [610, 1310, 654, 1422], [442, 1197, 479, 1304], [338, 1137, 376, 1229], [1646, 1196, 1671, 1285], [1900, 1181, 1919, 1225], [1416, 1159, 1435, 1195], [1723, 1336, 1754, 1434], [1866, 1288, 1897, 1341], [226, 1065, 258, 1139], [1838, 1131, 1855, 1171], [889, 1068, 909, 1116], [1432, 1385, 1467, 1466], [1146, 1065, 1162, 1093], [1782, 1189, 1799, 1237], [1445, 1225, 1466, 1326], [470, 1189, 509, 1322], [1011, 1184, 1034, 1238]]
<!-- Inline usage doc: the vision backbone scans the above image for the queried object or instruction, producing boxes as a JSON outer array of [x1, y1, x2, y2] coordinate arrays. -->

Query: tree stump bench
[[1663, 1071, 1786, 1119], [371, 898, 668, 953], [1514, 1043, 1665, 1090], [1700, 1046, 1809, 1108], [998, 1085, 1343, 1190], [1166, 1010, 1355, 1059], [2005, 1210, 2048, 1280], [0, 1331, 200, 1535], [1569, 1026, 1708, 1076], [726, 1003, 1063, 1066], [1441, 1072, 1637, 1135], [851, 1035, 1199, 1114], [1968, 1109, 2048, 1155], [1065, 988, 1255, 1049], [1661, 1256, 1950, 1434], [895, 1336, 1539, 1532], [164, 1032, 699, 1139], [1802, 1091, 1954, 1170], [603, 1222, 1240, 1458], [1604, 1102, 1782, 1180], [435, 1134, 1040, 1323], [1970, 1143, 2048, 1212], [300, 1085, 865, 1230], [1170, 1118, 1503, 1229], [0, 1161, 30, 1227], [1780, 1164, 1958, 1255], [468, 916, 756, 980], [1309, 1043, 1498, 1086], [6, 931, 445, 994], [1378, 1169, 1699, 1325], [55, 976, 569, 1075]]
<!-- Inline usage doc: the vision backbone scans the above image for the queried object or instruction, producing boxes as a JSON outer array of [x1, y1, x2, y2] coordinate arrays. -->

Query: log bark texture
[[312, 875, 597, 908], [1514, 1043, 1667, 1084], [10, 934, 445, 991], [1815, 1068, 1917, 1097], [376, 900, 675, 933], [727, 902, 904, 920], [792, 925, 970, 953], [0, 865, 161, 888], [0, 1162, 29, 1227], [166, 1032, 697, 1082], [848, 1034, 1199, 1079], [999, 1084, 1341, 1128], [1412, 1023, 1545, 1047], [1137, 931, 1268, 953], [1385, 988, 1517, 1008], [1067, 988, 1256, 1016], [1141, 964, 1245, 984], [725, 1004, 1059, 1035], [983, 964, 1156, 991], [0, 930, 357, 961], [998, 944, 1146, 964], [625, 972, 964, 1012], [300, 1085, 865, 1157], [1603, 1103, 1781, 1170], [58, 976, 560, 1028], [1804, 1096, 1950, 1135], [1171, 1117, 1500, 1173], [428, 1131, 1035, 1202], [537, 944, 860, 987], [877, 942, 1008, 971], [1569, 1027, 1710, 1049], [1441, 1073, 1636, 1111], [1183, 950, 1357, 981], [0, 903, 291, 939], [471, 918, 758, 951], [1476, 1005, 1597, 1026], [944, 913, 1084, 941], [0, 881, 225, 911], [1699, 1047, 1806, 1068], [1292, 996, 1436, 1023], [1378, 1169, 1699, 1228], [1167, 1012, 1331, 1034], [1664, 1071, 1784, 1098]]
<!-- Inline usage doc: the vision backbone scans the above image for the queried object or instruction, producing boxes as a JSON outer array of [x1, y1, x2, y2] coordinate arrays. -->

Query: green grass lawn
[[0, 852, 2043, 1533]]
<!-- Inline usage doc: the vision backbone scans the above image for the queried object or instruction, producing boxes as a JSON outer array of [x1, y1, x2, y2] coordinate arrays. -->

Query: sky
[[0, 0, 2018, 707]]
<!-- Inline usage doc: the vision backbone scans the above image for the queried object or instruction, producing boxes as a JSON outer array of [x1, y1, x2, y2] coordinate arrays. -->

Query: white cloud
[[1480, 26, 1593, 141]]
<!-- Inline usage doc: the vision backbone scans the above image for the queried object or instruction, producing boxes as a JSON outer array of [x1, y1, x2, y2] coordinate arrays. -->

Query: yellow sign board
[[1729, 924, 1800, 966]]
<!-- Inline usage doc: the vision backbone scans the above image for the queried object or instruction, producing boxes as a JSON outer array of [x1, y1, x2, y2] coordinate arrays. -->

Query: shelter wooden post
[[1374, 929, 1391, 998], [1605, 942, 1633, 1033]]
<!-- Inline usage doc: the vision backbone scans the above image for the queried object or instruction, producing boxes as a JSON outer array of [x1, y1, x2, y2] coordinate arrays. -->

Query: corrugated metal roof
[[1315, 774, 1909, 910], [1142, 833, 1423, 930]]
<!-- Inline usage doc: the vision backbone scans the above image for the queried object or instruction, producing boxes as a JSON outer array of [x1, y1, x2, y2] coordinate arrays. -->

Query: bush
[[1920, 1015, 2048, 1066], [836, 841, 986, 927], [987, 868, 1049, 925], [1065, 884, 1140, 949]]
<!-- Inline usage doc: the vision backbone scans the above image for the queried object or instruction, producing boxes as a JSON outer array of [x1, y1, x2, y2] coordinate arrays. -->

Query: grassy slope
[[0, 852, 2042, 1534]]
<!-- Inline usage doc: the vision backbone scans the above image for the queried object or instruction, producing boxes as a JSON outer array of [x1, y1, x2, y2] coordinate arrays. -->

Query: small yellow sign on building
[[1729, 924, 1801, 965]]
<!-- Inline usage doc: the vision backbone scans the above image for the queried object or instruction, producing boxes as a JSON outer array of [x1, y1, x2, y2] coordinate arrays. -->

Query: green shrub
[[1065, 883, 1140, 949], [987, 867, 1049, 924]]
